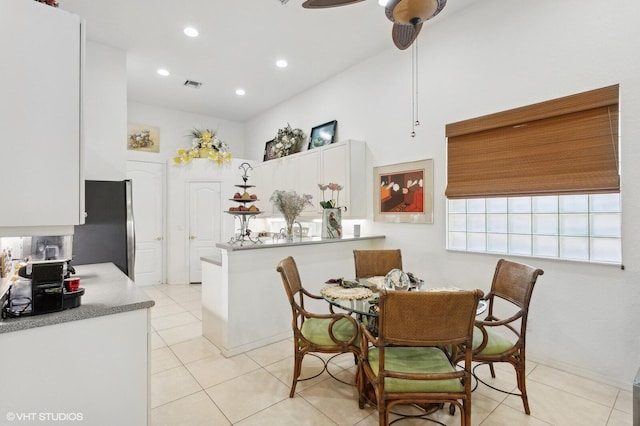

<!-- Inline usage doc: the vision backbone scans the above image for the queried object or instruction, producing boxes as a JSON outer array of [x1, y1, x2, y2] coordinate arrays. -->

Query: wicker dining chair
[[353, 249, 403, 279], [276, 256, 360, 397], [470, 258, 544, 415], [358, 288, 483, 426]]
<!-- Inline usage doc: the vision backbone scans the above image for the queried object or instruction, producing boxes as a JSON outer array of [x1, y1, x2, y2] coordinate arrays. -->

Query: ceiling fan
[[282, 0, 447, 50]]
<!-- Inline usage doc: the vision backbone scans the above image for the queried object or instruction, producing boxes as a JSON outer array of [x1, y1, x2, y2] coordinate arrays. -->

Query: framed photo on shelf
[[373, 159, 433, 224], [263, 139, 276, 161], [308, 120, 337, 150]]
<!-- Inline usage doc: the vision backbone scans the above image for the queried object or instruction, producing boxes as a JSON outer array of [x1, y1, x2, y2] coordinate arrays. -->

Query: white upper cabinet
[[251, 149, 320, 217], [320, 141, 366, 217], [251, 140, 366, 218], [0, 0, 83, 233]]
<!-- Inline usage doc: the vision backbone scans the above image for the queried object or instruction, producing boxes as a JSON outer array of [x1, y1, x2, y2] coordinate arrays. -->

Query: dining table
[[320, 277, 488, 319]]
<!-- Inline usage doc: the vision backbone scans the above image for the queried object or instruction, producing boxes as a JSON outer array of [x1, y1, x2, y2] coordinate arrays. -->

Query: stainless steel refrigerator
[[72, 180, 135, 279]]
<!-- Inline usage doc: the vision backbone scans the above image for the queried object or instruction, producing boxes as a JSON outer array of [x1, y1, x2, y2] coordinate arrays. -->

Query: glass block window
[[446, 194, 621, 264]]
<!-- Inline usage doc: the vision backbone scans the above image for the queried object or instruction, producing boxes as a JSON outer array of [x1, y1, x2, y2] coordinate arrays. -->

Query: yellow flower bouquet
[[174, 128, 232, 165]]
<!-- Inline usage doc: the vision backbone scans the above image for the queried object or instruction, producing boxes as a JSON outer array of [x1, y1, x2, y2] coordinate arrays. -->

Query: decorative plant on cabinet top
[[269, 124, 305, 159], [174, 128, 232, 165]]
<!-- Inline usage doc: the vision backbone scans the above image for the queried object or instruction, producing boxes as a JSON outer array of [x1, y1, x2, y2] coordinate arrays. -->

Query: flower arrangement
[[174, 128, 232, 165], [269, 190, 313, 224], [127, 129, 155, 150], [318, 182, 344, 209], [270, 124, 305, 158]]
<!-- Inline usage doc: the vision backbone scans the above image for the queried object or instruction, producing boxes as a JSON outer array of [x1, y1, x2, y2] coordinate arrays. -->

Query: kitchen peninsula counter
[[0, 262, 153, 425], [215, 234, 386, 251], [202, 235, 385, 356], [0, 262, 155, 333]]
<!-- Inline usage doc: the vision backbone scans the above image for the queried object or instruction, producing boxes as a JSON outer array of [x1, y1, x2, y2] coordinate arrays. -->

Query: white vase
[[322, 208, 342, 239]]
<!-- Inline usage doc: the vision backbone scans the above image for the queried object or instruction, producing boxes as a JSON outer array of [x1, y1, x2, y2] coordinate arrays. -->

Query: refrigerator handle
[[125, 179, 136, 281]]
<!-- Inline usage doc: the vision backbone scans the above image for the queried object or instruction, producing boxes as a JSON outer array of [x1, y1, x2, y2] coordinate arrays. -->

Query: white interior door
[[126, 161, 165, 286], [188, 182, 222, 283]]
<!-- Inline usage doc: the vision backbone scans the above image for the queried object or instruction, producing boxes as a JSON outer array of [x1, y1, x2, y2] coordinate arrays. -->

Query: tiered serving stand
[[226, 162, 263, 246]]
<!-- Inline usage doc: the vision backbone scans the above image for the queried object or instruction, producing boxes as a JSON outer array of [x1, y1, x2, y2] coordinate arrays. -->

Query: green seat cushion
[[367, 347, 464, 393], [472, 326, 516, 356], [300, 317, 358, 347]]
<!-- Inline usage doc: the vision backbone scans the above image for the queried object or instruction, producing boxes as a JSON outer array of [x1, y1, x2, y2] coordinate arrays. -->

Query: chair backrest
[[377, 289, 482, 347], [353, 249, 403, 279], [490, 259, 544, 310], [277, 256, 304, 308]]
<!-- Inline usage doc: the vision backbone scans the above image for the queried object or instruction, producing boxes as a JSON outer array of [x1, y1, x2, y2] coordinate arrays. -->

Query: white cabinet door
[[0, 1, 82, 227], [249, 151, 319, 217], [321, 140, 366, 217], [290, 150, 320, 216], [250, 162, 277, 215]]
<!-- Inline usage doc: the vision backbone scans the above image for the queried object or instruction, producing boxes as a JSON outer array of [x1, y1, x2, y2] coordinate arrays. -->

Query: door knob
[[156, 236, 163, 241], [189, 235, 196, 240]]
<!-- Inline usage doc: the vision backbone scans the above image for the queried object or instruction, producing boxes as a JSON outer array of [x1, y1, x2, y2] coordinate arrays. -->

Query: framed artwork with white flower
[[127, 123, 159, 153], [373, 159, 433, 224], [308, 120, 337, 150]]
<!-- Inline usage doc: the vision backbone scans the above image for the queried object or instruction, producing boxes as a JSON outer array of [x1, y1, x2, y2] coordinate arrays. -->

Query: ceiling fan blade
[[391, 22, 422, 50], [302, 0, 364, 8]]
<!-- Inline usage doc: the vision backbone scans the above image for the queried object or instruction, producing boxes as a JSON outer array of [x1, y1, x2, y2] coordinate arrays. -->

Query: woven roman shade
[[445, 85, 620, 199]]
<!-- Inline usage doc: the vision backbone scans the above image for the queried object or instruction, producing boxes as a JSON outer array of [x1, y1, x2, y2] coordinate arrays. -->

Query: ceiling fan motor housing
[[385, 0, 446, 25]]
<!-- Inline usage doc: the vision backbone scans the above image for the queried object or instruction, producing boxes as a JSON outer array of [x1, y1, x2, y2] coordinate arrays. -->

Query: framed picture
[[373, 159, 433, 224], [263, 139, 276, 161], [127, 123, 159, 152], [308, 120, 337, 150]]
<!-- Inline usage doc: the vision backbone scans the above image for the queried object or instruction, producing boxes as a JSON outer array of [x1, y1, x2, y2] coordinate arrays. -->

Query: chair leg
[[357, 365, 366, 409], [488, 362, 496, 378], [515, 362, 530, 414], [463, 400, 471, 426], [289, 352, 303, 398], [378, 405, 388, 426]]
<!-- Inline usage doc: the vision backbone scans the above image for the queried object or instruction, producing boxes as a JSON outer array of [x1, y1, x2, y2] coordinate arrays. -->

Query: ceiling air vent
[[184, 80, 202, 89]]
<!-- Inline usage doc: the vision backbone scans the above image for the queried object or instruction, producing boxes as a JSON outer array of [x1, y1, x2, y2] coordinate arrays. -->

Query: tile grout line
[[151, 286, 235, 425]]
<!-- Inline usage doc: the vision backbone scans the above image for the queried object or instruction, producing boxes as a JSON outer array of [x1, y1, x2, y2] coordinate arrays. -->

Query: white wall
[[127, 102, 248, 284], [84, 41, 127, 180], [245, 0, 640, 388], [127, 101, 246, 163]]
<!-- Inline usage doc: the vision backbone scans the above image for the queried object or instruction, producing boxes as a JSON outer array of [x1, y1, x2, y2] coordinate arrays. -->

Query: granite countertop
[[0, 262, 155, 334], [216, 234, 386, 251]]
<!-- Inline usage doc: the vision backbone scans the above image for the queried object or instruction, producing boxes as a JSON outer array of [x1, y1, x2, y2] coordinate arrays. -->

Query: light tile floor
[[144, 284, 633, 426]]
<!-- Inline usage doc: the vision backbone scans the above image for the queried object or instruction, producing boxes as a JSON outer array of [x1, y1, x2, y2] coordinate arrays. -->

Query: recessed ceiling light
[[235, 88, 246, 96], [276, 59, 288, 68], [183, 27, 199, 37], [157, 68, 170, 77], [378, 0, 388, 5]]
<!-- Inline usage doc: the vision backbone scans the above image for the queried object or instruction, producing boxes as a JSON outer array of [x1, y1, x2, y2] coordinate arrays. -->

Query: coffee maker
[[3, 261, 65, 317], [30, 261, 65, 315]]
